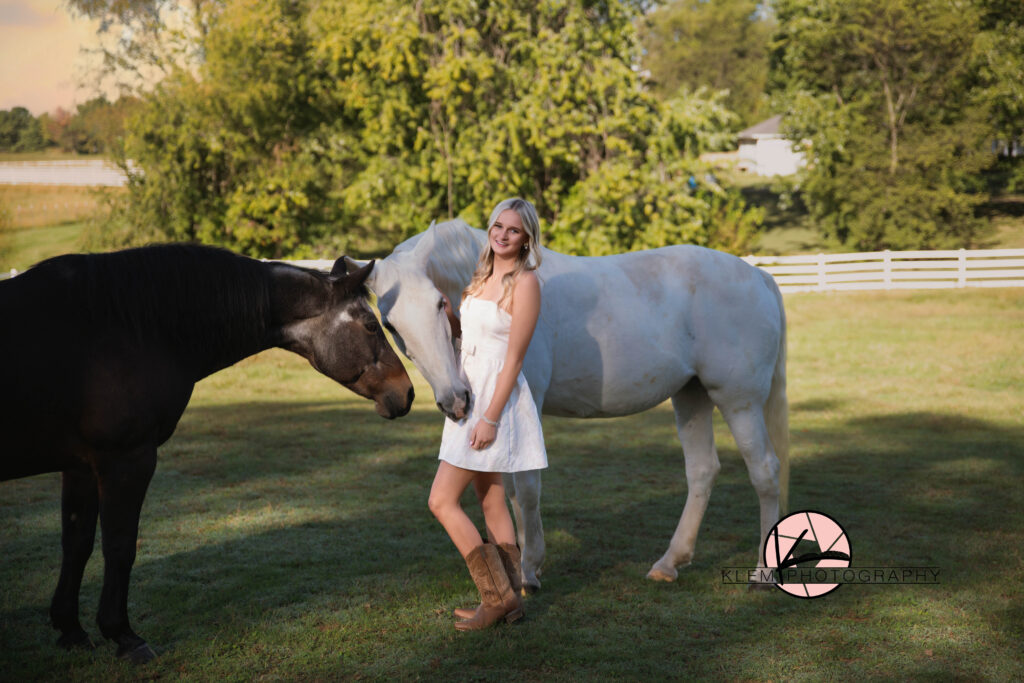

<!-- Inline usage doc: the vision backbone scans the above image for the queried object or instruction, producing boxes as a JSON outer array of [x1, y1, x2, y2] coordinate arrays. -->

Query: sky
[[0, 0, 108, 115]]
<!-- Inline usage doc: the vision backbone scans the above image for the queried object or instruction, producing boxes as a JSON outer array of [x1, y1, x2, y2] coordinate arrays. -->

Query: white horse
[[346, 219, 789, 591]]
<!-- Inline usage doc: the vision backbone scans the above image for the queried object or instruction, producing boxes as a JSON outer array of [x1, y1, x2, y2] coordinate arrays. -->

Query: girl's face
[[489, 209, 528, 260]]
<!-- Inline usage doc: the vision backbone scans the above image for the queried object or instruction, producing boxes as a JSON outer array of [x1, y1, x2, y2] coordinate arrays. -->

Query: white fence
[[5, 248, 1024, 290], [742, 248, 1024, 292], [294, 249, 1024, 293], [0, 160, 130, 187]]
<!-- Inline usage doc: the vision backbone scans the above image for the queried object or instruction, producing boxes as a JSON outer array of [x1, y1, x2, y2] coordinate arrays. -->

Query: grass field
[[0, 185, 118, 272], [1, 288, 1022, 680]]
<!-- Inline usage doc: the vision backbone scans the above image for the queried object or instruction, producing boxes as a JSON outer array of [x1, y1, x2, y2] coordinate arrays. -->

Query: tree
[[972, 0, 1024, 191], [58, 97, 139, 154], [64, 0, 213, 96], [108, 0, 761, 258], [639, 0, 773, 126], [0, 107, 47, 152], [771, 0, 996, 250], [550, 87, 761, 255]]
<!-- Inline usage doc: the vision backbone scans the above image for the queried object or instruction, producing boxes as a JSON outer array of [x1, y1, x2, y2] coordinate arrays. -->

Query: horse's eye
[[437, 298, 446, 311], [364, 318, 380, 334]]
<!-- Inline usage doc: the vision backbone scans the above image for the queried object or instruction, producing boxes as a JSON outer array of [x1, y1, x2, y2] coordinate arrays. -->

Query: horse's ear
[[330, 256, 348, 277], [334, 255, 369, 277], [341, 259, 376, 291], [411, 220, 437, 264]]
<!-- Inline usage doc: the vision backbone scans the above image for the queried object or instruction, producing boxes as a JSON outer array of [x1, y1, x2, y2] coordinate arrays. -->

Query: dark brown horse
[[0, 244, 414, 662]]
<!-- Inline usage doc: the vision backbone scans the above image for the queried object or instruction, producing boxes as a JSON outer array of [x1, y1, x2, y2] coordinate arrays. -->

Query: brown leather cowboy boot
[[453, 544, 523, 631], [453, 542, 522, 620]]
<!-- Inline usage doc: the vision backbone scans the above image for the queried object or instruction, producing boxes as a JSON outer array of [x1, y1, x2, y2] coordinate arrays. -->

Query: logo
[[763, 510, 851, 598], [720, 509, 940, 595]]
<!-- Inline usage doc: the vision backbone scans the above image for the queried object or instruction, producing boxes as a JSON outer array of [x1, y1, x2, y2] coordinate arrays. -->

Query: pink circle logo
[[763, 510, 851, 598]]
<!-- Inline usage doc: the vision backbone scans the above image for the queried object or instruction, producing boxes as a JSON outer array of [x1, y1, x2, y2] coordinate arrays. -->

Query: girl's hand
[[469, 419, 497, 450]]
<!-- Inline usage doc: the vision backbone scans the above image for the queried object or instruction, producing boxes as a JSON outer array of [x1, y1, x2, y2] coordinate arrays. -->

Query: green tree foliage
[[973, 0, 1024, 191], [0, 107, 47, 152], [56, 97, 142, 154], [639, 0, 773, 126], [551, 86, 761, 254], [111, 0, 760, 258], [771, 0, 1010, 250], [0, 99, 138, 155]]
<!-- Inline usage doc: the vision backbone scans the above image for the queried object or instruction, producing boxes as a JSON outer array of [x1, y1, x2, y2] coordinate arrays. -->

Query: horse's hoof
[[56, 631, 96, 651], [646, 566, 678, 582], [117, 642, 157, 664], [747, 581, 776, 593]]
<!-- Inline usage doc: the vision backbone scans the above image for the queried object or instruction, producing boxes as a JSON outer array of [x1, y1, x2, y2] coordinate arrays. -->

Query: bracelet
[[481, 416, 499, 427]]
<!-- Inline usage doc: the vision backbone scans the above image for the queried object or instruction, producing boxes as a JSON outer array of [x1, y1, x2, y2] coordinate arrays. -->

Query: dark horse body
[[0, 244, 413, 661]]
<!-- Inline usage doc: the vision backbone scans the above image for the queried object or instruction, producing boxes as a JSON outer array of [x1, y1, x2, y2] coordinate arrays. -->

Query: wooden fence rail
[[741, 248, 1024, 292]]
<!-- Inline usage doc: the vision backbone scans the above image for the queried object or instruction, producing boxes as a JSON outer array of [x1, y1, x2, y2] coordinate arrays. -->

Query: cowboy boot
[[453, 544, 523, 631], [453, 542, 523, 619]]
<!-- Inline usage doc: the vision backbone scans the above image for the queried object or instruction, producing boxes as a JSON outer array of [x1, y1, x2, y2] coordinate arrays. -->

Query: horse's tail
[[764, 272, 790, 514]]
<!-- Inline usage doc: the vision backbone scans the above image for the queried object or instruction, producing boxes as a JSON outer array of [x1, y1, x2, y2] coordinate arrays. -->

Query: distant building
[[736, 115, 805, 176]]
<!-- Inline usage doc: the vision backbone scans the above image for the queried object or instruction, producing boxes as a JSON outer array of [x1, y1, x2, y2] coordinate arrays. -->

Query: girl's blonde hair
[[463, 197, 542, 310]]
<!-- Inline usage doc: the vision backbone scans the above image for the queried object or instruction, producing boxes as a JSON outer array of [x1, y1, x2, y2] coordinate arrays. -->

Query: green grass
[[0, 185, 119, 272], [0, 221, 90, 272], [0, 185, 112, 231], [2, 289, 1022, 680]]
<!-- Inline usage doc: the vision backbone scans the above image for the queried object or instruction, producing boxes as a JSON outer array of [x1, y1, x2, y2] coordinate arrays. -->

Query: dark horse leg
[[95, 447, 158, 663], [50, 467, 100, 650]]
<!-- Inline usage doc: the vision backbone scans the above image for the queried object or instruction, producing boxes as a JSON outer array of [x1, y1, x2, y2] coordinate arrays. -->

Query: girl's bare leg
[[473, 474, 516, 546], [429, 461, 484, 558]]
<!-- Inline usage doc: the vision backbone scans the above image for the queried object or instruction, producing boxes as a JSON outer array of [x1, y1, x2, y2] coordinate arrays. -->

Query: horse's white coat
[[349, 220, 789, 589]]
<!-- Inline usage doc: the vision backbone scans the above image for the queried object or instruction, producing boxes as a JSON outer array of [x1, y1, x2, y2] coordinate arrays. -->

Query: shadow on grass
[[1, 403, 1022, 679], [979, 195, 1024, 219]]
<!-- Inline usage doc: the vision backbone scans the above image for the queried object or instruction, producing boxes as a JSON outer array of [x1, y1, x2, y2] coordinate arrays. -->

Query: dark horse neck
[[24, 245, 287, 382]]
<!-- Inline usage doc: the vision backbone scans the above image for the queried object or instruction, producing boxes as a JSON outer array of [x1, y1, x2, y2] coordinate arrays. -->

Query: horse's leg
[[95, 447, 158, 663], [647, 379, 720, 581], [504, 469, 544, 594], [50, 467, 100, 650], [716, 400, 781, 576]]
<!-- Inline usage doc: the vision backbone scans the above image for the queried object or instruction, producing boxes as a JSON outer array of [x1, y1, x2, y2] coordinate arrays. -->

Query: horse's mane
[[33, 244, 274, 363], [415, 219, 487, 294]]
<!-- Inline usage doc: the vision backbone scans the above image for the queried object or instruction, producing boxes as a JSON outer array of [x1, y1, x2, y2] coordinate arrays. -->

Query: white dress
[[438, 295, 548, 473]]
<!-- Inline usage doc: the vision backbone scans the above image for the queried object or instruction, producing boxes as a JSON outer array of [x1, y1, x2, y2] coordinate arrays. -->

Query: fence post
[[883, 249, 892, 289], [817, 253, 827, 291], [958, 248, 967, 288]]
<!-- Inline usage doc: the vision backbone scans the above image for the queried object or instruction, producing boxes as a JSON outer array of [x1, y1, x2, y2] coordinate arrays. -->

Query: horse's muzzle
[[376, 383, 414, 419], [437, 389, 470, 421]]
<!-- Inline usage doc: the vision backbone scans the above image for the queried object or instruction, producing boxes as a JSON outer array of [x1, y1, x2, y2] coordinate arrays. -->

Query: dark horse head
[[269, 256, 414, 419], [0, 244, 412, 663]]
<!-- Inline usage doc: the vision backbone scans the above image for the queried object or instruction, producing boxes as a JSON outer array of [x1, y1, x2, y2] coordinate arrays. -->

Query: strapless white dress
[[438, 295, 547, 473]]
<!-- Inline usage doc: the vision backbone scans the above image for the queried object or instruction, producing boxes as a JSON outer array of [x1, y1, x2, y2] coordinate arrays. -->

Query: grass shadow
[[1, 402, 1022, 679]]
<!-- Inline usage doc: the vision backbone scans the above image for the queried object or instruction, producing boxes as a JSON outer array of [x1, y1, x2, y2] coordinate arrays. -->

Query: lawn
[[0, 184, 119, 272], [1, 288, 1021, 680]]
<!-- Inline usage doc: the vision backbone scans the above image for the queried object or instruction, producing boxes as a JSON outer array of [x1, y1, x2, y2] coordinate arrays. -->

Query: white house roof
[[737, 114, 783, 140]]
